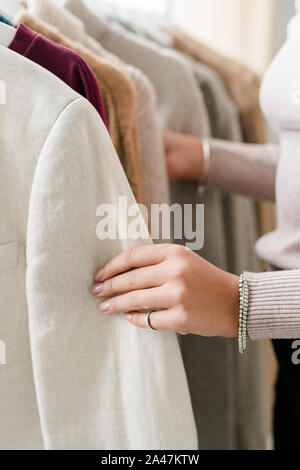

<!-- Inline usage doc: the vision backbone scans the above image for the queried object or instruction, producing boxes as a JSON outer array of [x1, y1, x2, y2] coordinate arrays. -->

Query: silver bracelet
[[197, 138, 211, 194], [238, 273, 249, 354]]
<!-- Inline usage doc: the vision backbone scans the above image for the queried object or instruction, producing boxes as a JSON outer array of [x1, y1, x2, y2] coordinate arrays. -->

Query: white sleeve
[[208, 139, 279, 201], [26, 98, 197, 450]]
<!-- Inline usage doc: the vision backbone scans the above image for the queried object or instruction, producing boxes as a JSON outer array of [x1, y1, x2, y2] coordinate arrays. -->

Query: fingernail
[[92, 283, 104, 295], [100, 301, 110, 312], [95, 268, 104, 281], [125, 314, 133, 321]]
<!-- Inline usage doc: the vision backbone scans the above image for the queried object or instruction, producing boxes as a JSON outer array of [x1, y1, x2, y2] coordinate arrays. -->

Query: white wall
[[170, 0, 274, 74]]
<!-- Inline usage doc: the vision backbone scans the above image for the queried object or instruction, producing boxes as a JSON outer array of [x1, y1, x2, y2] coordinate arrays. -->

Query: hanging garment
[[178, 57, 267, 451], [159, 18, 274, 451], [30, 0, 267, 449], [174, 55, 267, 452], [63, 0, 269, 449], [130, 15, 273, 241], [0, 45, 197, 450], [168, 27, 276, 242], [26, 0, 170, 231], [183, 60, 241, 142], [65, 1, 211, 138], [169, 28, 266, 145], [188, 60, 261, 268], [91, 6, 241, 141], [174, 54, 266, 451], [63, 0, 223, 261], [9, 22, 107, 127], [16, 13, 146, 206], [93, 2, 173, 48], [99, 12, 262, 272], [88, 4, 238, 141]]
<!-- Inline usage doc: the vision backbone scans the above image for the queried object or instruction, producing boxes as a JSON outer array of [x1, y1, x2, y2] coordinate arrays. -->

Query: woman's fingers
[[91, 263, 166, 298], [94, 244, 171, 282], [99, 287, 170, 314], [124, 310, 179, 332]]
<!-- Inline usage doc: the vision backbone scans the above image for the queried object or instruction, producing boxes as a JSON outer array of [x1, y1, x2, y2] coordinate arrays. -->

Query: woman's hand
[[164, 129, 204, 182], [90, 244, 239, 338]]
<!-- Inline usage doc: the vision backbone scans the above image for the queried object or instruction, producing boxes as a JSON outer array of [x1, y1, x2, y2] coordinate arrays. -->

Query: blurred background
[[1, 0, 295, 95], [1, 0, 295, 74], [3, 0, 296, 74], [82, 0, 294, 74]]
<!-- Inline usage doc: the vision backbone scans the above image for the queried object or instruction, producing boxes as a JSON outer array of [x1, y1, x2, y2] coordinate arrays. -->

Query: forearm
[[245, 270, 300, 340], [207, 139, 280, 202]]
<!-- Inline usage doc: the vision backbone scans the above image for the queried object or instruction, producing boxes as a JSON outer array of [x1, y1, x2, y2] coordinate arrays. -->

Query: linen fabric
[[0, 45, 197, 450]]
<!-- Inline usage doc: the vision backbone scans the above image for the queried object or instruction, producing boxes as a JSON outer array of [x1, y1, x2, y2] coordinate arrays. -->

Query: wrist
[[224, 274, 240, 338], [182, 136, 204, 182]]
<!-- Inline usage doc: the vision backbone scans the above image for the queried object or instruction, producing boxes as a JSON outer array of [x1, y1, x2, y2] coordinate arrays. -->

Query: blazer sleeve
[[207, 139, 280, 202], [25, 97, 197, 450], [245, 270, 300, 340]]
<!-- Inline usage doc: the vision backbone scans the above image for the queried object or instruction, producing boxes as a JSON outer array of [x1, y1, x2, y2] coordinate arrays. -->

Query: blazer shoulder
[[0, 46, 80, 111]]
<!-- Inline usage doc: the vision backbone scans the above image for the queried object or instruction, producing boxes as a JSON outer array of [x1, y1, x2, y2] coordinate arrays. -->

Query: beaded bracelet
[[238, 273, 249, 354], [197, 138, 211, 194]]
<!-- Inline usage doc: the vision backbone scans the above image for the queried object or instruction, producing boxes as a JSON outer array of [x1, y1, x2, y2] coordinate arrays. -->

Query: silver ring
[[144, 311, 156, 331]]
